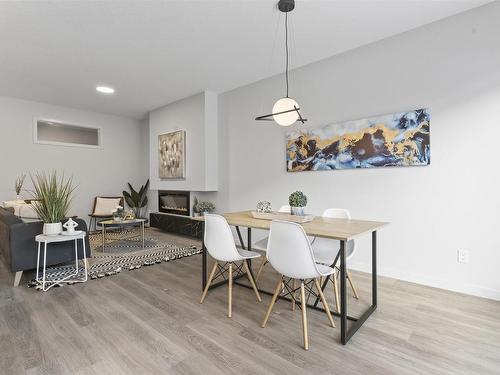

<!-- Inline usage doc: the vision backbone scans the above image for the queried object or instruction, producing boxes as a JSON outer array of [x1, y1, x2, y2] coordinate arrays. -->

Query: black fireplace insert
[[158, 190, 190, 216]]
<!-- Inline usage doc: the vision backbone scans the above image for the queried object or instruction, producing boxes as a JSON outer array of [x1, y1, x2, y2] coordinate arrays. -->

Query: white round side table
[[35, 232, 88, 291]]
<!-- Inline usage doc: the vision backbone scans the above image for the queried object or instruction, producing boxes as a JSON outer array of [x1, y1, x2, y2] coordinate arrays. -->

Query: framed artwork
[[286, 108, 430, 172], [158, 130, 186, 179]]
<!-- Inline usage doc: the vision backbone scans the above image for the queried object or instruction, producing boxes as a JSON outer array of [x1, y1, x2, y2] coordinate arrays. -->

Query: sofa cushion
[[17, 204, 39, 219], [0, 207, 22, 225]]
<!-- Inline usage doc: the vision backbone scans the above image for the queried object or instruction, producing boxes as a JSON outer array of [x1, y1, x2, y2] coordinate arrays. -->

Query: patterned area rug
[[27, 229, 201, 290]]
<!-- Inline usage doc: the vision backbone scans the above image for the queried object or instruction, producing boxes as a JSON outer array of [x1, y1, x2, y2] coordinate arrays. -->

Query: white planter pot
[[291, 206, 305, 216], [43, 222, 62, 236]]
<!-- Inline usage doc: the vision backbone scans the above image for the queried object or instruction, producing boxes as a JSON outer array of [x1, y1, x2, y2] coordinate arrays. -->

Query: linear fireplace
[[158, 190, 190, 216]]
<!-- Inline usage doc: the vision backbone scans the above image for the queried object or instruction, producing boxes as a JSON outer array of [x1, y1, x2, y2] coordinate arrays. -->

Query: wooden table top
[[193, 211, 387, 241]]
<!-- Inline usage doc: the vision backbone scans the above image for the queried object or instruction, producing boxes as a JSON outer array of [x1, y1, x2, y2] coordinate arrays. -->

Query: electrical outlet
[[457, 250, 469, 264]]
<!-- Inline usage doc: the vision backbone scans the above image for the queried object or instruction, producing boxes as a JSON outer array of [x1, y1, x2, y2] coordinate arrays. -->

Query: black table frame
[[201, 223, 378, 345]]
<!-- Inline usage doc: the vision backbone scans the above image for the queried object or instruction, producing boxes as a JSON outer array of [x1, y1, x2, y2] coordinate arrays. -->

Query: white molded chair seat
[[237, 249, 261, 259], [200, 214, 262, 318], [261, 220, 336, 350], [312, 208, 356, 266], [313, 239, 355, 266], [311, 208, 360, 310], [252, 205, 291, 251]]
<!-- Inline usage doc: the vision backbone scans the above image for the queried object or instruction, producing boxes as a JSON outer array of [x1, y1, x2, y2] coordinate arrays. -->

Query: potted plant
[[194, 200, 215, 216], [15, 174, 26, 201], [31, 171, 75, 235], [289, 191, 307, 216], [123, 179, 149, 218]]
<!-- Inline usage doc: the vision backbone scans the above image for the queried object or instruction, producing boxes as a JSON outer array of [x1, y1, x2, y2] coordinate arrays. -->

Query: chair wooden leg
[[291, 279, 296, 311], [243, 260, 261, 302], [255, 255, 267, 282], [228, 263, 233, 318], [261, 275, 283, 328], [200, 261, 218, 304], [332, 270, 340, 313], [314, 279, 335, 328], [347, 271, 359, 299], [300, 280, 309, 350]]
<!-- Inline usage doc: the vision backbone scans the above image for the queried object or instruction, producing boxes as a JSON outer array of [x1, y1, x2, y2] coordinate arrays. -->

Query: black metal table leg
[[372, 231, 377, 307], [235, 226, 246, 249], [201, 221, 207, 291], [247, 227, 255, 279], [340, 240, 347, 344], [341, 230, 378, 344]]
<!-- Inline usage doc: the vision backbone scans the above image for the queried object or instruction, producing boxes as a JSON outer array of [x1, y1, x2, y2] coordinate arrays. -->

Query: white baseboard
[[348, 261, 500, 301]]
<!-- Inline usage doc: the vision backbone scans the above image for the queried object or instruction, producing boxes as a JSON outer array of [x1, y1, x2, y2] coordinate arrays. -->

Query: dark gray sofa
[[0, 207, 91, 286]]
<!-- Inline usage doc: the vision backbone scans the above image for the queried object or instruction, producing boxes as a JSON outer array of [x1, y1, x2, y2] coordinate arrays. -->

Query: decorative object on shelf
[[112, 205, 124, 222], [289, 191, 307, 216], [286, 108, 431, 172], [123, 179, 149, 218], [255, 0, 307, 126], [123, 210, 136, 221], [30, 171, 75, 235], [194, 200, 215, 216], [15, 173, 26, 200], [256, 201, 272, 213], [62, 218, 78, 235], [159, 130, 186, 179]]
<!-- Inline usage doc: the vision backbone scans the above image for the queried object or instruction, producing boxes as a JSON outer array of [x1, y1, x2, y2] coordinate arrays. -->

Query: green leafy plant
[[289, 191, 307, 207], [15, 174, 26, 196], [30, 171, 75, 223], [194, 200, 215, 214], [123, 179, 149, 218]]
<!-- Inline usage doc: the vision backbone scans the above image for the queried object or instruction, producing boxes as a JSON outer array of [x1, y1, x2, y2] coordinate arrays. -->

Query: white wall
[[217, 2, 500, 300], [148, 91, 218, 193], [0, 96, 145, 222]]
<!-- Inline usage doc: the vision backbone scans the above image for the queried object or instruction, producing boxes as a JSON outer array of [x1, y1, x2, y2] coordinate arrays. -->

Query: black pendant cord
[[255, 0, 307, 124], [285, 11, 289, 98]]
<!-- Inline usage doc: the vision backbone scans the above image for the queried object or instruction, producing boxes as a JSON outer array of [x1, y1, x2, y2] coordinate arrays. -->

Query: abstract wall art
[[286, 108, 430, 172], [159, 130, 186, 179]]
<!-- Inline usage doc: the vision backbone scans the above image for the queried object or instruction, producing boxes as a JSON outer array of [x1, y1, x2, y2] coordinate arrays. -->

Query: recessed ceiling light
[[96, 86, 115, 94]]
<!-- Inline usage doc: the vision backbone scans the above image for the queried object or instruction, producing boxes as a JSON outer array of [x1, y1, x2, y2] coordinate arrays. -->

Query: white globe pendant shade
[[272, 97, 300, 126]]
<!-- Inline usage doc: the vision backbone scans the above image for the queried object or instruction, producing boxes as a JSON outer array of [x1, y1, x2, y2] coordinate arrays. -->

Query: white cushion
[[2, 200, 24, 208], [17, 204, 40, 219], [93, 197, 122, 216]]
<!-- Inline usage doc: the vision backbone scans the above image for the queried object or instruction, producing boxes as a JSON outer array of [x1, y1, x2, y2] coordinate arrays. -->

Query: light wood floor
[[1, 229, 499, 374]]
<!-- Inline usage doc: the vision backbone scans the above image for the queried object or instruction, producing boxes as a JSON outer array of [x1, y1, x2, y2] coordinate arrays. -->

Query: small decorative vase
[[43, 222, 62, 236], [291, 206, 305, 216]]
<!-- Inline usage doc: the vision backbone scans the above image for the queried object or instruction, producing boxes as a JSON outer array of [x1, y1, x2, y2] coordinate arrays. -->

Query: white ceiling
[[0, 0, 491, 119]]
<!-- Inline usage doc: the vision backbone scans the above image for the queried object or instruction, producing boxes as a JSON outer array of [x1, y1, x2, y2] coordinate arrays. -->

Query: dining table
[[193, 210, 387, 345]]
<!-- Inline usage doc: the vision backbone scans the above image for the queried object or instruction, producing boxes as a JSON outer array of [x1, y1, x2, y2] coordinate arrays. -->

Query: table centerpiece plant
[[289, 190, 307, 216], [30, 171, 75, 235]]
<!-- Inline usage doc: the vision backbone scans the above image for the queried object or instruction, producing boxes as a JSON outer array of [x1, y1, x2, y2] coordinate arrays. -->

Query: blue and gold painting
[[286, 108, 430, 172]]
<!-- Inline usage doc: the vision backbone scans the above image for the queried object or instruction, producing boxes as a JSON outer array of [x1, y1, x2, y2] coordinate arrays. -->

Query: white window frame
[[33, 117, 103, 149]]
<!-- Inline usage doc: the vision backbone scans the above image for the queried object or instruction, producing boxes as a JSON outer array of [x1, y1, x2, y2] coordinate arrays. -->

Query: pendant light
[[255, 0, 307, 126]]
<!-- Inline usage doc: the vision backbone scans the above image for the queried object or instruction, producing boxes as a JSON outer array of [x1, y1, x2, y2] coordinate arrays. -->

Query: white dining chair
[[261, 220, 335, 350], [253, 205, 290, 281], [200, 214, 262, 318], [312, 208, 359, 313]]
